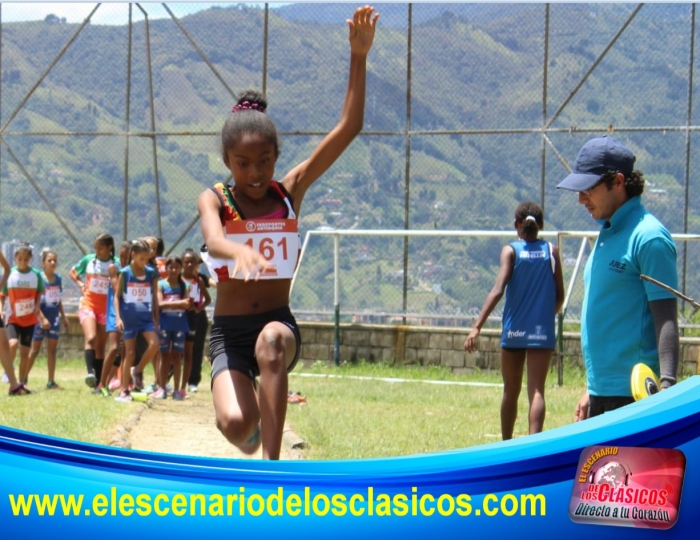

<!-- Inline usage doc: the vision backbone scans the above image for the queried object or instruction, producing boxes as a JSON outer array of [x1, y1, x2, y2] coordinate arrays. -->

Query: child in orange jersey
[[69, 233, 118, 391], [1, 243, 45, 388], [0, 248, 29, 395]]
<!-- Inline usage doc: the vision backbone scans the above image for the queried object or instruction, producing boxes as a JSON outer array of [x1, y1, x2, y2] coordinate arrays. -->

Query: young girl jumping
[[27, 248, 70, 389], [464, 201, 565, 440], [114, 240, 159, 402], [198, 5, 379, 459], [156, 256, 191, 400]]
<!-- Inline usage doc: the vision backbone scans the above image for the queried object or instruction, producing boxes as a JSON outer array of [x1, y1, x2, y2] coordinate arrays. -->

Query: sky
[[0, 2, 290, 25]]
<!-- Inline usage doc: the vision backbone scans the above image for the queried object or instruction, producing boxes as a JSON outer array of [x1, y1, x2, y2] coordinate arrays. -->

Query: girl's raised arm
[[282, 5, 379, 210]]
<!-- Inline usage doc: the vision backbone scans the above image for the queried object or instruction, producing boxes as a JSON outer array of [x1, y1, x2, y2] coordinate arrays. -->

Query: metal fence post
[[334, 233, 340, 366]]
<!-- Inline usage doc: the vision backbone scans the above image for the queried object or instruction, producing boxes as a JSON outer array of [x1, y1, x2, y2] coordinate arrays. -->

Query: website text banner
[[1, 377, 699, 539]]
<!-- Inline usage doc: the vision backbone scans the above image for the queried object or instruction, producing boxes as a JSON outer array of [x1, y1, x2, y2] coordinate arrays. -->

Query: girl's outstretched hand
[[230, 243, 275, 282], [347, 5, 379, 55], [463, 328, 480, 353]]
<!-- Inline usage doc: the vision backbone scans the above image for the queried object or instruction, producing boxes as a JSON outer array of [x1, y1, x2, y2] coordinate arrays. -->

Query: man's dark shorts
[[588, 395, 635, 418]]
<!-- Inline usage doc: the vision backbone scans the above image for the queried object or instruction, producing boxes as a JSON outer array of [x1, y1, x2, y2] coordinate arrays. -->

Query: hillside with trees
[[0, 3, 698, 320]]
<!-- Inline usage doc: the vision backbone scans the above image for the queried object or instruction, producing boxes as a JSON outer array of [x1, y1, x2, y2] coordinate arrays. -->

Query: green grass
[[286, 360, 590, 460], [0, 358, 136, 446], [4, 357, 691, 461]]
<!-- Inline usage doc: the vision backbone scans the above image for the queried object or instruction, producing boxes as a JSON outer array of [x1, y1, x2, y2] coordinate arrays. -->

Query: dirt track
[[118, 385, 301, 460]]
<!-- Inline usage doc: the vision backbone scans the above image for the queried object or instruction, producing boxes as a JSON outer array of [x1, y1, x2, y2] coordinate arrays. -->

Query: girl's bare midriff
[[213, 278, 291, 316]]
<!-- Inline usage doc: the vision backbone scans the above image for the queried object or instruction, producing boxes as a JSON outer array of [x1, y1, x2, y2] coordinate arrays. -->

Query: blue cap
[[556, 136, 636, 192]]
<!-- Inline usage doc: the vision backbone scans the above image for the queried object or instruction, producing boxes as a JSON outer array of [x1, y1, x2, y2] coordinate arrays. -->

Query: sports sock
[[94, 358, 104, 381], [84, 349, 96, 375]]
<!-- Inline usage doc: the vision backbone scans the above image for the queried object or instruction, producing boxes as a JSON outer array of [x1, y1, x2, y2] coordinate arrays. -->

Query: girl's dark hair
[[14, 242, 33, 258], [140, 236, 158, 265], [119, 240, 132, 251], [514, 201, 544, 233], [40, 247, 57, 262], [156, 237, 165, 257], [95, 233, 115, 259], [182, 247, 202, 265], [166, 256, 186, 299], [222, 90, 280, 161], [601, 169, 645, 198], [130, 239, 151, 257]]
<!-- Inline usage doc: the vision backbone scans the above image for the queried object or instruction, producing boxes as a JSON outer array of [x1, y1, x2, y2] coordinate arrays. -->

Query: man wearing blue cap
[[557, 136, 679, 420]]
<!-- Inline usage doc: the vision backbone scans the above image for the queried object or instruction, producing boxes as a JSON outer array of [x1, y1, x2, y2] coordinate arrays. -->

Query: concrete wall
[[52, 316, 700, 377], [296, 322, 700, 378]]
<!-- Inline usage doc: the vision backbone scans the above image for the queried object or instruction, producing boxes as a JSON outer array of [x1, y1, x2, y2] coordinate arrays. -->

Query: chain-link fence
[[1, 3, 699, 326]]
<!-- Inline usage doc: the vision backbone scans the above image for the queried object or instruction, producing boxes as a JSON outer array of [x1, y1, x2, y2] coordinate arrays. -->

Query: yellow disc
[[631, 363, 661, 401], [131, 391, 149, 403]]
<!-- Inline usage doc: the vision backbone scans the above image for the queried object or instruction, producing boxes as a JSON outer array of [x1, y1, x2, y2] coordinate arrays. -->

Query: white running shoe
[[114, 391, 133, 403]]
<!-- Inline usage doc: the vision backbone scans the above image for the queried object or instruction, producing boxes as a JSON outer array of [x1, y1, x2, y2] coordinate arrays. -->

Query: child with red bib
[[1, 243, 45, 389], [0, 248, 27, 395]]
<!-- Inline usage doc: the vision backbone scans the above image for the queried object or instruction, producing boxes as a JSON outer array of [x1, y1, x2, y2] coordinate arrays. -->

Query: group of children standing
[[1, 234, 211, 402]]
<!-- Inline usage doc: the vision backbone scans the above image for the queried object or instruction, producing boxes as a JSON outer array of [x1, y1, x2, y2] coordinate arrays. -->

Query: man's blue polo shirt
[[582, 196, 677, 397]]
